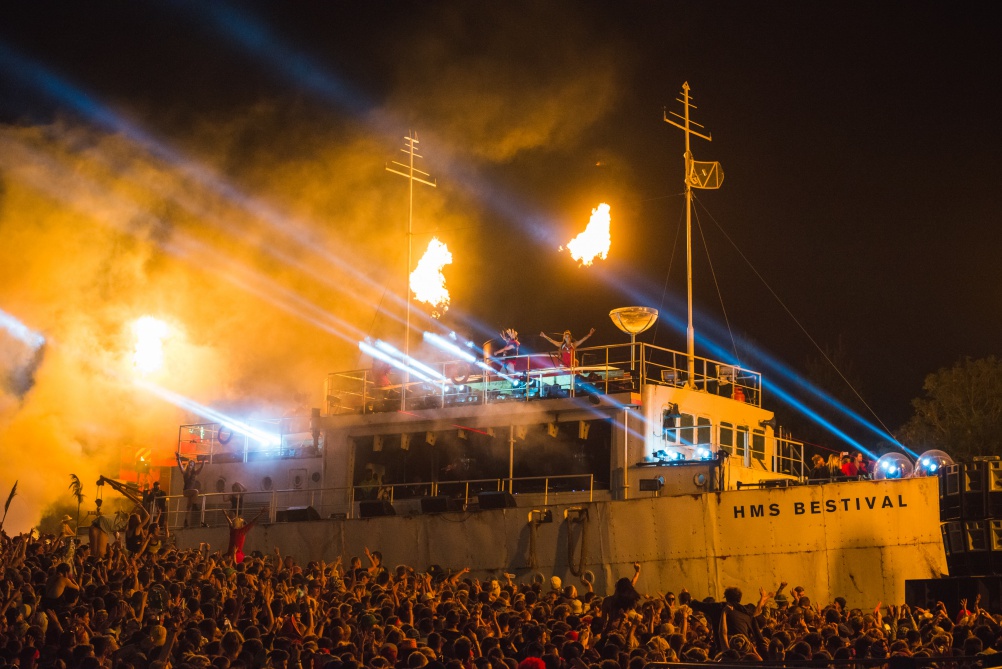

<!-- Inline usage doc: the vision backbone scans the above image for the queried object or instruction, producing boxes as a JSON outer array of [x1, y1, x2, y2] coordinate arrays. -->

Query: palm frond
[[68, 474, 85, 504]]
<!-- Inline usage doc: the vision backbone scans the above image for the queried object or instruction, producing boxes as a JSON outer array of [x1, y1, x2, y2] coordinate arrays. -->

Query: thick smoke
[[0, 116, 427, 531], [0, 5, 634, 532]]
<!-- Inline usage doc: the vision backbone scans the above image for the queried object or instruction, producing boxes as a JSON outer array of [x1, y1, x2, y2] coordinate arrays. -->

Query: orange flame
[[132, 316, 169, 375], [410, 237, 452, 317], [563, 203, 611, 266]]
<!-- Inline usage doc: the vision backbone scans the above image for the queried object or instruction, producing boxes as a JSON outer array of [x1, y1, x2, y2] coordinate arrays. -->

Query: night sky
[[0, 2, 999, 523]]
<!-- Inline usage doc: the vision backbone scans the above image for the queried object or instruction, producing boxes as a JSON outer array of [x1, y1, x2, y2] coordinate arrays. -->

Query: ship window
[[662, 405, 680, 442], [751, 430, 766, 461], [679, 414, 694, 446], [696, 417, 711, 446], [719, 422, 733, 454], [736, 425, 748, 457]]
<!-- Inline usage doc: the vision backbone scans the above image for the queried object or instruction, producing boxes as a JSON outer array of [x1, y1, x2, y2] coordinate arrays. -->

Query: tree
[[898, 356, 1002, 461]]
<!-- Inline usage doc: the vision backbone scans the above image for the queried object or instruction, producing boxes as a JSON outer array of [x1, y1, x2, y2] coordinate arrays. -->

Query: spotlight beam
[[135, 379, 280, 446], [0, 308, 46, 349]]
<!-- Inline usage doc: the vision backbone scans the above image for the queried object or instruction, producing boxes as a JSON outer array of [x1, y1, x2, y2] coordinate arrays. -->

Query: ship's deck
[[325, 340, 762, 415]]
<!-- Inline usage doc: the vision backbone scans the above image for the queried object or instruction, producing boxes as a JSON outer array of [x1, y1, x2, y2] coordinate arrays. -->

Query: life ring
[[217, 426, 233, 445]]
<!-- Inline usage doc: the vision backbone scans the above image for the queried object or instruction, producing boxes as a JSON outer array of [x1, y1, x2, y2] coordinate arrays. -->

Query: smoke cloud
[[0, 5, 633, 533]]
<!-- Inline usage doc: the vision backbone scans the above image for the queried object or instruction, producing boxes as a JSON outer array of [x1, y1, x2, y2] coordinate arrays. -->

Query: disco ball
[[913, 449, 954, 477], [871, 453, 914, 481]]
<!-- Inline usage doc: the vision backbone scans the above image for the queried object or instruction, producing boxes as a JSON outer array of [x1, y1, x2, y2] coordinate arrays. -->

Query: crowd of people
[[808, 451, 869, 481], [0, 523, 996, 669]]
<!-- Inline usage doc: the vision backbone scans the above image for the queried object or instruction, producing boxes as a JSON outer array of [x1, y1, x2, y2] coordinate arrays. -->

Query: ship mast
[[386, 132, 437, 410], [664, 83, 719, 388]]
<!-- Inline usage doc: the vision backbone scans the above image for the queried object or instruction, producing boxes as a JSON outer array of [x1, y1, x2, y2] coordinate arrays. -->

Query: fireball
[[410, 237, 452, 317], [132, 316, 169, 375], [564, 203, 611, 266]]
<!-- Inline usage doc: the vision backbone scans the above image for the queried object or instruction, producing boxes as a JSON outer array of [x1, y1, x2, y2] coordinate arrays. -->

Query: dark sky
[[0, 1, 999, 454]]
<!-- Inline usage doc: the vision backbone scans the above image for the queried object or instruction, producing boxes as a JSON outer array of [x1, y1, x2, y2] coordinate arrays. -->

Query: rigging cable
[[651, 193, 685, 347], [692, 204, 741, 366], [691, 192, 898, 440]]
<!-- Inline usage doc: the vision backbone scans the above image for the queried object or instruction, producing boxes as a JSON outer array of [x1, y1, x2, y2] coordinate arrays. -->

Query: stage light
[[135, 379, 281, 447], [872, 453, 914, 480], [913, 449, 953, 477]]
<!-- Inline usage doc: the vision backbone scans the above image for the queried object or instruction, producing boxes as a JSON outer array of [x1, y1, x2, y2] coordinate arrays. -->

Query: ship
[[152, 84, 947, 607]]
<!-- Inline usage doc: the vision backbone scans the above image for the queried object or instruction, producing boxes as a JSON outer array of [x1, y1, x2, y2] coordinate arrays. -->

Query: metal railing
[[323, 341, 763, 416], [158, 473, 594, 528], [177, 418, 319, 464], [774, 436, 806, 478]]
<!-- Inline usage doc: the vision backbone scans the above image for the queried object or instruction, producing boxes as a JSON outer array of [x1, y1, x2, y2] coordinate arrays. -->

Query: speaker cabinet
[[940, 463, 962, 521], [359, 500, 396, 518], [477, 491, 516, 509], [276, 506, 321, 522], [420, 496, 449, 514]]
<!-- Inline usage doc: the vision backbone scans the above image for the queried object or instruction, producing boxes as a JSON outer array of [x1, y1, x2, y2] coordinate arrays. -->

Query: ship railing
[[373, 473, 595, 509], [774, 436, 807, 479], [637, 343, 761, 407], [323, 341, 763, 415], [176, 418, 318, 464], [156, 473, 594, 528]]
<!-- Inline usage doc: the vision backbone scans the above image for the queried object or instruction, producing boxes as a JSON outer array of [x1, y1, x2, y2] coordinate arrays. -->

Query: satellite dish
[[609, 307, 659, 371]]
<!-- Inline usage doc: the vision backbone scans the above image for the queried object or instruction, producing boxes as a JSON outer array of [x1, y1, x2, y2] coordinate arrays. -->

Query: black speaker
[[962, 461, 988, 519], [940, 463, 962, 521], [276, 506, 321, 522], [964, 520, 991, 576], [987, 462, 1002, 517], [359, 500, 395, 518], [421, 496, 449, 514], [477, 491, 516, 509], [905, 576, 1002, 613]]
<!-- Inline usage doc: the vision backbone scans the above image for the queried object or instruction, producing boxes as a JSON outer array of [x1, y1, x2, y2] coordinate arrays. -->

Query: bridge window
[[736, 425, 748, 458], [751, 429, 766, 461], [719, 422, 733, 454], [697, 416, 711, 446], [679, 414, 694, 446]]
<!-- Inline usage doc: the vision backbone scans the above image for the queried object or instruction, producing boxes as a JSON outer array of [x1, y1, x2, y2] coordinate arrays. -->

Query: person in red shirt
[[224, 507, 265, 564], [840, 454, 857, 478], [853, 451, 869, 478]]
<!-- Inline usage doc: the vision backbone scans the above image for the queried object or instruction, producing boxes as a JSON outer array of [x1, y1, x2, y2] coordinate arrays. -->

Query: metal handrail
[[157, 473, 595, 529], [322, 341, 763, 417]]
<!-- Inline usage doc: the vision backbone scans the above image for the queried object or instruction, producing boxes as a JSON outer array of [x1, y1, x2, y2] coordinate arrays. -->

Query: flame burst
[[132, 316, 169, 375], [410, 237, 452, 317], [564, 203, 611, 266]]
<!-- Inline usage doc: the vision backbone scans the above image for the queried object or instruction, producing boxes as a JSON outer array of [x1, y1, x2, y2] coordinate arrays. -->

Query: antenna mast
[[664, 82, 720, 388], [386, 131, 437, 410]]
